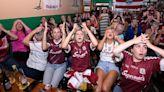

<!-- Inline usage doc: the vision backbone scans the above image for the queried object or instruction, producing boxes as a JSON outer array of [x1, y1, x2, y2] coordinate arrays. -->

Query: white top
[[26, 42, 48, 71], [100, 41, 119, 63]]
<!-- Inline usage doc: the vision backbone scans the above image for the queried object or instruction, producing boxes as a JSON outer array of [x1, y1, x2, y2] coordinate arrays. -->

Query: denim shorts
[[96, 60, 120, 74]]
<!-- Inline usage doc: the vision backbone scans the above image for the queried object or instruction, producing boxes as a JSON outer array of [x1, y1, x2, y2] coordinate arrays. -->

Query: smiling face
[[75, 30, 85, 43], [131, 43, 148, 61]]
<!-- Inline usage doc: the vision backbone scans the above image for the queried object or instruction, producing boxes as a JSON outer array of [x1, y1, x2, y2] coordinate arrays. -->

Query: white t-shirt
[[100, 41, 119, 63], [27, 42, 48, 71]]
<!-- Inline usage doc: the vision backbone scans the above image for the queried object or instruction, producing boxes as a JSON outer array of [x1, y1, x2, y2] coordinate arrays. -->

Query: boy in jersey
[[62, 22, 98, 90], [113, 34, 164, 92]]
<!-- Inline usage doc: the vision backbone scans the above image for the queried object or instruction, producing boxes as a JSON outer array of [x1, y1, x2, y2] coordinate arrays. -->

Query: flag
[[113, 0, 143, 10]]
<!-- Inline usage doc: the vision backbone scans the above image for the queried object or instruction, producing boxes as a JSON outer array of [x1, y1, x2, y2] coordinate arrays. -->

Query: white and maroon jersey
[[69, 41, 92, 72], [48, 40, 65, 64], [120, 51, 161, 92]]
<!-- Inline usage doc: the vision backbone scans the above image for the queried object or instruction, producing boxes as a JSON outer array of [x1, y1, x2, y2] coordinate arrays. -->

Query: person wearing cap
[[113, 34, 164, 92]]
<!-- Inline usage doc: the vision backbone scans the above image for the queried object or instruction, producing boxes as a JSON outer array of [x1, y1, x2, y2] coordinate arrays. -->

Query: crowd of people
[[0, 3, 164, 92]]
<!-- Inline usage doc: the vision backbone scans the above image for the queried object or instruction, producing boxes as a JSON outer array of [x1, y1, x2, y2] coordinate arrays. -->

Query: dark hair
[[0, 31, 6, 38]]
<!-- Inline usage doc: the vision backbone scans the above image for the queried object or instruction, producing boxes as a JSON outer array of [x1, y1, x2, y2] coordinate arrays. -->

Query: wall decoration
[[43, 0, 60, 10], [34, 0, 42, 10], [83, 0, 91, 5]]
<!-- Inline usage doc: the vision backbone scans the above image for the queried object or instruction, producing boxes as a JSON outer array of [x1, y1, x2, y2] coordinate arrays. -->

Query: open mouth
[[78, 38, 82, 40], [139, 53, 144, 57]]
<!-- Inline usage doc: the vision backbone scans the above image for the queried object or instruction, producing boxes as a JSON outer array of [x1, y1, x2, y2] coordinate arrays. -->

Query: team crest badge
[[139, 68, 146, 75], [82, 46, 86, 51]]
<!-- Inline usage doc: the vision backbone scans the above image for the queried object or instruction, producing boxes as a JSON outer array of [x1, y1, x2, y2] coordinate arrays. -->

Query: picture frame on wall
[[83, 0, 91, 5], [84, 6, 91, 12]]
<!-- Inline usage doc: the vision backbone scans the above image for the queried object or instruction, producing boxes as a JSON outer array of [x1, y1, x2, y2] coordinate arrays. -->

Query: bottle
[[19, 68, 28, 87], [12, 65, 21, 86], [2, 70, 12, 91]]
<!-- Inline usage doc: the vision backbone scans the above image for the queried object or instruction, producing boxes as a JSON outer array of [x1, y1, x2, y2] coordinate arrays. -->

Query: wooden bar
[[0, 77, 66, 92]]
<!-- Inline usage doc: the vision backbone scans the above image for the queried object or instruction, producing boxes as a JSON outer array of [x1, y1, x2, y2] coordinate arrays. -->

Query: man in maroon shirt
[[113, 34, 164, 92]]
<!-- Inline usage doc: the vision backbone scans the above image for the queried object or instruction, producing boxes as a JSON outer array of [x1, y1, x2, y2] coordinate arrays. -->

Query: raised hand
[[81, 22, 87, 28], [16, 19, 22, 23], [44, 22, 48, 32], [133, 34, 149, 44], [72, 23, 78, 33], [35, 26, 44, 33], [61, 22, 66, 35]]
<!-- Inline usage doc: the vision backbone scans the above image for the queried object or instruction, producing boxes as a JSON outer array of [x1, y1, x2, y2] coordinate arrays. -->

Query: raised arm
[[120, 13, 125, 24], [61, 23, 77, 49], [146, 39, 164, 57], [0, 24, 18, 40], [113, 34, 148, 56], [81, 22, 98, 47], [23, 26, 43, 46], [11, 20, 18, 31], [97, 31, 106, 51], [154, 11, 160, 23], [61, 22, 67, 48], [42, 22, 50, 51]]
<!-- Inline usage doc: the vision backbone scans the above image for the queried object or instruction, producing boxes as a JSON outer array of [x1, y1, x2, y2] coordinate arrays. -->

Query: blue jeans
[[43, 62, 67, 87], [96, 61, 120, 74], [113, 85, 123, 92]]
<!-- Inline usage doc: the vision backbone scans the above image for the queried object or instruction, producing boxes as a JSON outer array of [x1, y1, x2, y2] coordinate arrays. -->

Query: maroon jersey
[[0, 36, 8, 62], [120, 51, 160, 92], [70, 41, 91, 72], [48, 40, 65, 64]]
